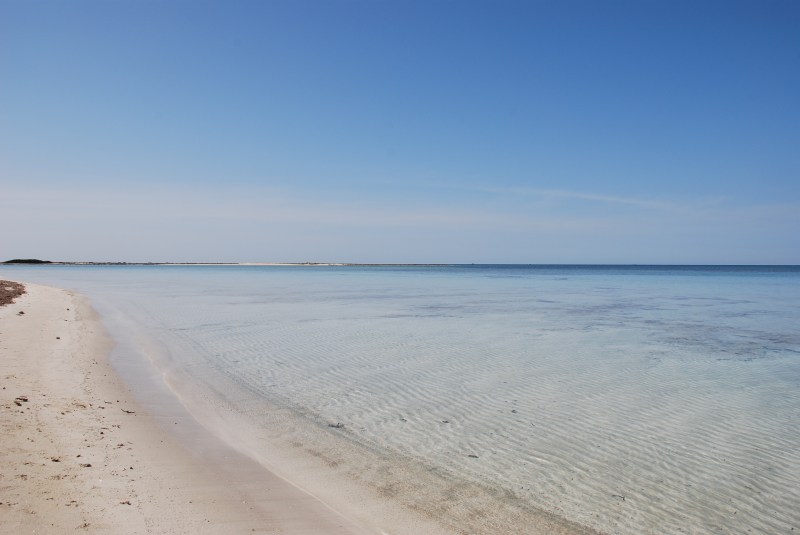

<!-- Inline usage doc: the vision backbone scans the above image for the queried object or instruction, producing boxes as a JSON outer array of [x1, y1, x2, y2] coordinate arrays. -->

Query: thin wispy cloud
[[2, 185, 607, 232], [3, 185, 797, 263], [447, 183, 707, 212], [4, 182, 797, 240]]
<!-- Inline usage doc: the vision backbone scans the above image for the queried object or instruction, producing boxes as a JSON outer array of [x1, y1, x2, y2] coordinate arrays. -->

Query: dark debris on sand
[[0, 280, 26, 307]]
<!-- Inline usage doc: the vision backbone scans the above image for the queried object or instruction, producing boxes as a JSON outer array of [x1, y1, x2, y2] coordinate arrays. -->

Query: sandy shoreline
[[1, 280, 596, 535], [0, 282, 383, 534]]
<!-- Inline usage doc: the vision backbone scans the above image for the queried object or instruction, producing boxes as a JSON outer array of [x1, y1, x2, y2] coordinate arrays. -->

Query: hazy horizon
[[4, 260, 800, 267]]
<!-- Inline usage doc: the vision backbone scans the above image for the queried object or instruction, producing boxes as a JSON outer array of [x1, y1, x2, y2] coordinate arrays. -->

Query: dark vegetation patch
[[0, 280, 26, 306], [3, 259, 52, 264]]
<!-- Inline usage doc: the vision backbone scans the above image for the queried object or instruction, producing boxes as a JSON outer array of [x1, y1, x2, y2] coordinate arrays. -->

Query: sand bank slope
[[0, 283, 374, 534]]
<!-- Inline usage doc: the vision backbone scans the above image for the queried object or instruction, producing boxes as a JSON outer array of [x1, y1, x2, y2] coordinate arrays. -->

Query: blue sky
[[1, 0, 798, 263]]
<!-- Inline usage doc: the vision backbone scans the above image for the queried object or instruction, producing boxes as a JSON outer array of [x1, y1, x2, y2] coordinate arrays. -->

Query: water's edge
[[99, 294, 596, 534], [3, 265, 798, 534]]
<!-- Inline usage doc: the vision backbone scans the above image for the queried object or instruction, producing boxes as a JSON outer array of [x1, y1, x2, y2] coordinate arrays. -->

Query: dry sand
[[0, 282, 380, 534]]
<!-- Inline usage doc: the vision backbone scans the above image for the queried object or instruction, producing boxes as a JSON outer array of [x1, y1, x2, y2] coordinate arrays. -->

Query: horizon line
[[3, 260, 799, 268]]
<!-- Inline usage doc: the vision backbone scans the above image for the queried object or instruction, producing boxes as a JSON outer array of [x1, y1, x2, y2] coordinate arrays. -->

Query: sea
[[2, 264, 798, 534]]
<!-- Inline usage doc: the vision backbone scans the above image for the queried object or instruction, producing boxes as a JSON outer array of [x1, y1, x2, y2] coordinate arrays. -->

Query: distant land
[[3, 259, 53, 264], [1, 259, 453, 267]]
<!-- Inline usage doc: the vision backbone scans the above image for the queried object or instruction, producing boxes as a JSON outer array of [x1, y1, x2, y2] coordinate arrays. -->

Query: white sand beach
[[0, 282, 382, 534]]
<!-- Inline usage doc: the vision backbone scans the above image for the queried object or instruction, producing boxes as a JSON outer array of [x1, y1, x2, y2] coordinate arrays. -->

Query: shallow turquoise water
[[4, 264, 799, 534]]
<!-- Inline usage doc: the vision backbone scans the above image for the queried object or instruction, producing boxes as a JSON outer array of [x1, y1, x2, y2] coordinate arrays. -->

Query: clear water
[[3, 264, 799, 534]]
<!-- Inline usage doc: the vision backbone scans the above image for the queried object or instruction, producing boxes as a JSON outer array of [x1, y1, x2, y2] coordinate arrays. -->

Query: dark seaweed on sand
[[0, 280, 26, 306]]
